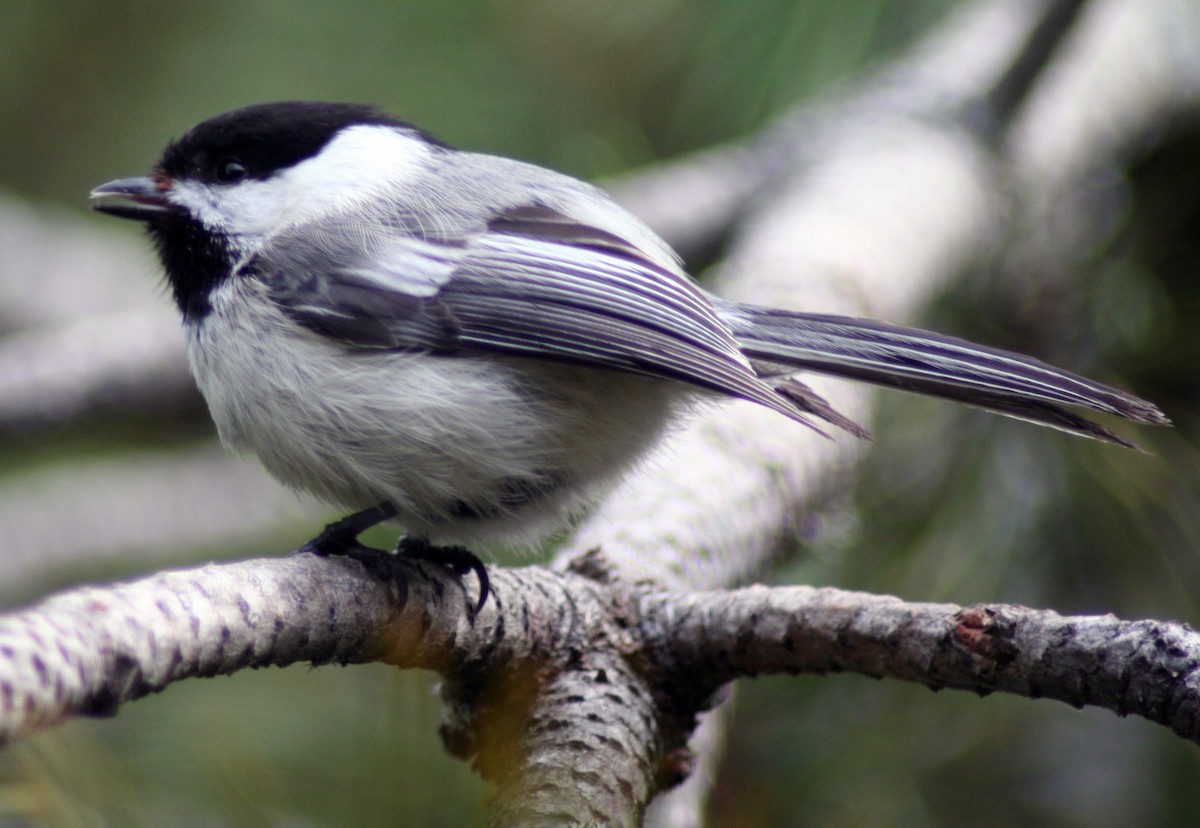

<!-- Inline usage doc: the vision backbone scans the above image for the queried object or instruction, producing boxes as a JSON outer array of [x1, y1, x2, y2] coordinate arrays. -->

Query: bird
[[90, 101, 1168, 610]]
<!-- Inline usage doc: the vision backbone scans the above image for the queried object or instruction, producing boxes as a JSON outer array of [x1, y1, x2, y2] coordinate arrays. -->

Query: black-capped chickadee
[[90, 101, 1167, 606]]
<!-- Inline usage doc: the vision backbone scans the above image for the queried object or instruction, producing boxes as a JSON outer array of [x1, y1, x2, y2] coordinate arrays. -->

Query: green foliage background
[[2, 1, 1199, 825]]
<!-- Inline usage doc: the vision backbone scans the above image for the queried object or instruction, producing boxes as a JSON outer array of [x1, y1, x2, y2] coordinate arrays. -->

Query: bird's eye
[[216, 158, 248, 183]]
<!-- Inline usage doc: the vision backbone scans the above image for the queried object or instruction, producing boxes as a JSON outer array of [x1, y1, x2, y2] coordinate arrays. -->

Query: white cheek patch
[[167, 125, 434, 247], [276, 126, 434, 224]]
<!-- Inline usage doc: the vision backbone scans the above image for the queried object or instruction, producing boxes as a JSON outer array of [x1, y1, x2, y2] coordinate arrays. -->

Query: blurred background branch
[[1, 0, 1198, 825]]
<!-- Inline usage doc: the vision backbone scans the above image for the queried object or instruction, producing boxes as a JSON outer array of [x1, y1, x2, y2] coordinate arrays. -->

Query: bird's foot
[[298, 504, 490, 616], [397, 536, 490, 615]]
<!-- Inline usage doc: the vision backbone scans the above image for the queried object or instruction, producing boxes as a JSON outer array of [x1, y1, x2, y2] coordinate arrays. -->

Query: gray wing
[[255, 205, 812, 425], [260, 216, 464, 349]]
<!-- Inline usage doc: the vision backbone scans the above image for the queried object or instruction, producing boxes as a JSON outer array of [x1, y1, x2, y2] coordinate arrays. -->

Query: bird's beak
[[90, 176, 176, 221]]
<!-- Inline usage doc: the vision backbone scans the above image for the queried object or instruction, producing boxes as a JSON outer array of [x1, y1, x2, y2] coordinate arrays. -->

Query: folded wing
[[255, 205, 825, 431]]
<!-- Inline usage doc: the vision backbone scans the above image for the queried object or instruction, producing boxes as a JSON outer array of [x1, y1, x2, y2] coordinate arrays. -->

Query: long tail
[[720, 303, 1170, 449]]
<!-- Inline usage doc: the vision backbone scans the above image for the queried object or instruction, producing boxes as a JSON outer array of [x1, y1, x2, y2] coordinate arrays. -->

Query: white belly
[[187, 279, 683, 546]]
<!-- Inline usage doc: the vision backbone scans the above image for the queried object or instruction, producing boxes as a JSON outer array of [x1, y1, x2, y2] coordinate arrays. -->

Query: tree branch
[[4, 556, 1198, 819], [650, 586, 1200, 744]]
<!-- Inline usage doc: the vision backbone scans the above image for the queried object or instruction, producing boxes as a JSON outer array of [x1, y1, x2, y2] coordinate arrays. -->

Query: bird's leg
[[302, 502, 398, 555], [300, 502, 400, 581], [396, 536, 491, 615]]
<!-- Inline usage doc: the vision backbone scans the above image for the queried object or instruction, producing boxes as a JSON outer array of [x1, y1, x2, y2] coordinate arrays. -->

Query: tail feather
[[774, 377, 873, 440], [722, 304, 1169, 448]]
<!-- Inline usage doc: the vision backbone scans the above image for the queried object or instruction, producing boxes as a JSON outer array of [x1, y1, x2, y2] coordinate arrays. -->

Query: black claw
[[397, 537, 491, 615]]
